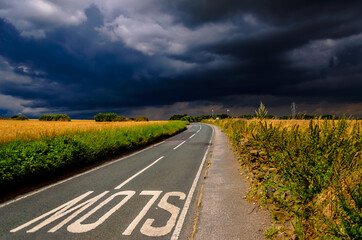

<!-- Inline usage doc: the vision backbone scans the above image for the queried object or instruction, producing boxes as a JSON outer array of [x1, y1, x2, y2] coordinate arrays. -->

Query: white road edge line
[[173, 141, 186, 150], [0, 140, 165, 209], [170, 124, 214, 240], [189, 134, 196, 139], [114, 156, 164, 189]]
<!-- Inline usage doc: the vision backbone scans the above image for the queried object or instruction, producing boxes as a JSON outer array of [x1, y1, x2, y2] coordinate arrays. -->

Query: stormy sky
[[0, 0, 361, 119]]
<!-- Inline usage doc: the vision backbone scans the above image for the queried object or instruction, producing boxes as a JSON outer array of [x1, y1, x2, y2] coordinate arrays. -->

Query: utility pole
[[291, 102, 297, 119], [227, 109, 230, 118], [212, 109, 214, 118]]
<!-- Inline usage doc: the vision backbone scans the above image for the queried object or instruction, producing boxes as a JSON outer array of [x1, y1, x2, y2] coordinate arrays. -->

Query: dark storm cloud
[[164, 0, 362, 29], [0, 6, 147, 110], [0, 0, 361, 118]]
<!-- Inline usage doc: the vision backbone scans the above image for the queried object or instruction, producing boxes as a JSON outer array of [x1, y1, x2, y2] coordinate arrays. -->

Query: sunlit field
[[208, 118, 360, 134], [0, 119, 165, 144], [0, 120, 187, 195]]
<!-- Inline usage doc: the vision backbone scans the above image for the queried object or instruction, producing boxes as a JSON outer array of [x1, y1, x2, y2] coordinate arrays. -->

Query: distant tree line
[[278, 114, 348, 120], [94, 113, 149, 122], [169, 114, 230, 122], [169, 113, 354, 122], [1, 113, 150, 122], [0, 115, 29, 120]]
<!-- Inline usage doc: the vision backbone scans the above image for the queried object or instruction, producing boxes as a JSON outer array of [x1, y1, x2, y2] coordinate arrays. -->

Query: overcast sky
[[0, 0, 361, 119]]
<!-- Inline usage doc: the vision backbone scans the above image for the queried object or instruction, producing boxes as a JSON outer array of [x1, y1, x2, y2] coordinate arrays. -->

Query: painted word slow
[[11, 190, 186, 237]]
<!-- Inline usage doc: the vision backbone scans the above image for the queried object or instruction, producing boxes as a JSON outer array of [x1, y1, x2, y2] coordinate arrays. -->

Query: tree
[[169, 114, 187, 120], [135, 116, 149, 121]]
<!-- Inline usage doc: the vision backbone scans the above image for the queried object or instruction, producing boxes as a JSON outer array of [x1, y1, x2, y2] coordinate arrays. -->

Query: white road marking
[[0, 140, 165, 209], [171, 124, 214, 240], [189, 134, 196, 139], [10, 191, 95, 233], [11, 191, 109, 233], [122, 191, 162, 235], [140, 192, 186, 237], [173, 141, 186, 150], [114, 156, 164, 189], [67, 191, 135, 233], [10, 190, 187, 235]]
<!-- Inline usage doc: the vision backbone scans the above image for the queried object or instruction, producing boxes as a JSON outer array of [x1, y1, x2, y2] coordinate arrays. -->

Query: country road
[[0, 123, 214, 240]]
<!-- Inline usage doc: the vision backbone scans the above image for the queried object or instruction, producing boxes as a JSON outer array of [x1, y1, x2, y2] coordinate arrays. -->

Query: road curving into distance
[[0, 123, 214, 240]]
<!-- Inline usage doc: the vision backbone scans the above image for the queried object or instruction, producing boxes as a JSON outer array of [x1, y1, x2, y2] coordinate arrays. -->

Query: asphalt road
[[0, 123, 214, 240]]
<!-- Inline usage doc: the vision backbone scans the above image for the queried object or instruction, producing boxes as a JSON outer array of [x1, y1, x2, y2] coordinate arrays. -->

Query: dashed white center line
[[173, 141, 186, 150], [114, 156, 164, 189], [189, 134, 196, 139]]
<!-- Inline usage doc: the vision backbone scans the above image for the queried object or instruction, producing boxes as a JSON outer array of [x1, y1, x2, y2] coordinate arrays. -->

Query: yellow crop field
[[262, 119, 361, 132], [0, 120, 165, 144], [211, 118, 360, 132]]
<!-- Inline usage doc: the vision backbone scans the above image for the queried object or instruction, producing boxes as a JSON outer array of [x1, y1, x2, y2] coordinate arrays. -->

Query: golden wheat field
[[0, 120, 166, 144], [244, 119, 311, 127], [212, 118, 361, 135], [262, 119, 361, 130], [214, 118, 315, 128]]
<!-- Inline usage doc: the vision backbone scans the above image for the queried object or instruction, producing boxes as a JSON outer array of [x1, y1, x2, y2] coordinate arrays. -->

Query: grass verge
[[0, 121, 187, 197], [204, 118, 361, 239]]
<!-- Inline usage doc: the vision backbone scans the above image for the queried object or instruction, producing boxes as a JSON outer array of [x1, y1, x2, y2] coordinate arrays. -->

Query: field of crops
[[205, 118, 361, 240], [0, 119, 167, 144], [0, 120, 187, 197]]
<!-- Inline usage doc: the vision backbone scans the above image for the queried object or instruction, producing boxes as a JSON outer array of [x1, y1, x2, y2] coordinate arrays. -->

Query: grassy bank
[[0, 121, 187, 196], [204, 119, 361, 239]]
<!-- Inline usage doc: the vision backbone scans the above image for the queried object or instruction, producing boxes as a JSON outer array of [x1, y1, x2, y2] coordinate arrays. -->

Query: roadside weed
[[205, 118, 361, 239]]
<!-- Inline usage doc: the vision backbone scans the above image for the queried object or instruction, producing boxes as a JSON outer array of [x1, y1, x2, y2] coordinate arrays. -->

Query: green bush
[[169, 114, 188, 120], [94, 113, 128, 122], [135, 116, 149, 121], [94, 113, 118, 122], [11, 115, 29, 120], [113, 115, 127, 121], [39, 114, 71, 121]]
